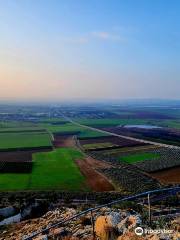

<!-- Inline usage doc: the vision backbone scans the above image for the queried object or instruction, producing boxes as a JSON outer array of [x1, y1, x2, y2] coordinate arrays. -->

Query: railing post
[[148, 193, 151, 226], [90, 210, 95, 239]]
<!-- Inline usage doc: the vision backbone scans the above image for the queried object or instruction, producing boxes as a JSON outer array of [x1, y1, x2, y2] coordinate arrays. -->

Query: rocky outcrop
[[0, 208, 179, 240]]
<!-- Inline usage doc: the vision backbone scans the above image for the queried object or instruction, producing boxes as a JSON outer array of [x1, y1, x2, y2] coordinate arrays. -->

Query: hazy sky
[[0, 0, 180, 101]]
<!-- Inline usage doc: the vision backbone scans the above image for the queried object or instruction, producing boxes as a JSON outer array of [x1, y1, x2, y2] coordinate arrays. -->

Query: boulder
[[95, 216, 119, 240]]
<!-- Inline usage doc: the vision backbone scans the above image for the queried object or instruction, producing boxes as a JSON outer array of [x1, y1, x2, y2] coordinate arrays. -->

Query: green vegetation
[[0, 127, 45, 133], [83, 142, 117, 150], [39, 118, 155, 138], [40, 122, 83, 133], [0, 120, 108, 150], [161, 120, 180, 129], [0, 148, 88, 191], [40, 122, 108, 138], [0, 174, 31, 191], [79, 129, 108, 138], [38, 118, 68, 123], [30, 148, 86, 190], [0, 110, 179, 152], [119, 152, 160, 163], [0, 131, 52, 149], [76, 118, 149, 127], [0, 121, 37, 129]]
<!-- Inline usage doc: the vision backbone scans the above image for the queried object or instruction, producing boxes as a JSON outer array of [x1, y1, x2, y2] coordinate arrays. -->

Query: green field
[[0, 131, 52, 149], [76, 118, 150, 127], [43, 118, 140, 138], [0, 127, 45, 133], [119, 152, 160, 163], [39, 122, 108, 138], [38, 118, 68, 123], [40, 118, 180, 131], [0, 120, 108, 149], [79, 129, 108, 138], [161, 120, 180, 129], [41, 123, 83, 133], [0, 121, 37, 129], [76, 117, 180, 130], [0, 148, 88, 191], [0, 115, 179, 151], [83, 142, 118, 150]]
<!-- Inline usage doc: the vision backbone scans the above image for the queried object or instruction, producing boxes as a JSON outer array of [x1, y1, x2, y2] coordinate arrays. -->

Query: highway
[[61, 114, 180, 150]]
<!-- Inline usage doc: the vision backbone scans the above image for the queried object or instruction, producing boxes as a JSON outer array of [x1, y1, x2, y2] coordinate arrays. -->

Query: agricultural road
[[61, 114, 180, 150]]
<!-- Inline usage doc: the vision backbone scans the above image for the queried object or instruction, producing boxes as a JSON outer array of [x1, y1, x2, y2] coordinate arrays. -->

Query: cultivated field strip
[[0, 161, 32, 173], [87, 151, 161, 193], [0, 131, 53, 150], [134, 148, 180, 172], [94, 145, 180, 173], [0, 148, 52, 173], [80, 136, 147, 152], [99, 167, 161, 193], [75, 122, 180, 190]]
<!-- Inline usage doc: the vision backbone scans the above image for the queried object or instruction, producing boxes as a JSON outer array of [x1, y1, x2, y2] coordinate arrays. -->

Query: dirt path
[[76, 158, 114, 192], [85, 156, 113, 169]]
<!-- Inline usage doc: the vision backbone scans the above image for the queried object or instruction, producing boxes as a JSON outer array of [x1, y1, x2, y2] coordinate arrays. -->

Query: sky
[[0, 0, 180, 102]]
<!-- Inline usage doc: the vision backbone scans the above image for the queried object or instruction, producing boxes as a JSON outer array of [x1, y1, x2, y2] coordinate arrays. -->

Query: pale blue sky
[[0, 0, 179, 101]]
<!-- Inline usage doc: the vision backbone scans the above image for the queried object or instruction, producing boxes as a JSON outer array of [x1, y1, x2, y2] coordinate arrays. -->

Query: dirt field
[[76, 157, 114, 192], [53, 135, 76, 148], [104, 126, 180, 146], [0, 148, 51, 162], [80, 136, 145, 147], [150, 167, 180, 184], [0, 148, 51, 173]]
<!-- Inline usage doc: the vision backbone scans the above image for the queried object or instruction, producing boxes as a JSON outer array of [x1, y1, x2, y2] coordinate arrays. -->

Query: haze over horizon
[[0, 0, 180, 101]]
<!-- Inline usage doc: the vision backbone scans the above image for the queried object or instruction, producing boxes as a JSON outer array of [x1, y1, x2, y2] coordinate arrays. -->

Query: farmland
[[80, 136, 146, 150], [150, 166, 180, 184], [0, 101, 179, 192], [83, 142, 118, 150], [0, 131, 52, 150], [103, 125, 180, 146], [0, 148, 87, 191], [119, 152, 160, 164], [30, 148, 87, 190], [91, 144, 180, 172], [38, 122, 108, 138], [76, 118, 149, 127]]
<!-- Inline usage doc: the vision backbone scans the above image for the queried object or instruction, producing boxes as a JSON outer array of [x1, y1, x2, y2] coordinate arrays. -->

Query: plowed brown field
[[150, 167, 180, 184], [76, 157, 114, 192]]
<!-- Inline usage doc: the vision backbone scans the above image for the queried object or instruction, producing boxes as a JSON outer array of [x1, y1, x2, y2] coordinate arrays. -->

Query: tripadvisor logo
[[135, 227, 144, 236], [135, 227, 174, 236]]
